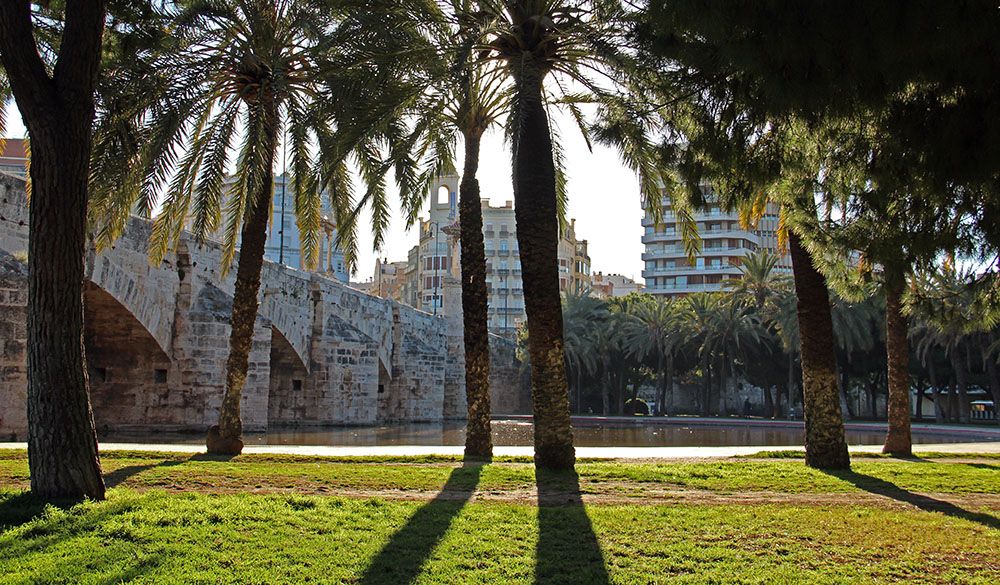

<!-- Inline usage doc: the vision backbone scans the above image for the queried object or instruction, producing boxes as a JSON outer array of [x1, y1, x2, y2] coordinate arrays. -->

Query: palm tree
[[327, 1, 514, 459], [726, 250, 791, 311], [561, 290, 606, 412], [621, 296, 688, 415], [89, 1, 405, 454], [480, 0, 659, 470], [908, 265, 987, 425]]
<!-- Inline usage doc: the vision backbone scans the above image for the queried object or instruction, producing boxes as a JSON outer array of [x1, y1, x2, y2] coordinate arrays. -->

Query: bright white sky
[[4, 103, 646, 283]]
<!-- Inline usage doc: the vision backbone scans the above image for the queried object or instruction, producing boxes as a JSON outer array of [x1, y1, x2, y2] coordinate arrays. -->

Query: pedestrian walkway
[[1, 441, 998, 458]]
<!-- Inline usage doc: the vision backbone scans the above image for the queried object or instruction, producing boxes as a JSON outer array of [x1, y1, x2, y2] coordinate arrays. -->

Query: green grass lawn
[[0, 451, 998, 584]]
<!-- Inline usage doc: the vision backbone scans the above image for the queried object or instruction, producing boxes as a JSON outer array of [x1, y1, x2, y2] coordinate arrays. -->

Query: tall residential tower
[[641, 187, 791, 295]]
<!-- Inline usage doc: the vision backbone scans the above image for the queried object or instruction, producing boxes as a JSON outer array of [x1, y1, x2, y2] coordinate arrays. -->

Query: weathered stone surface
[[0, 176, 525, 437]]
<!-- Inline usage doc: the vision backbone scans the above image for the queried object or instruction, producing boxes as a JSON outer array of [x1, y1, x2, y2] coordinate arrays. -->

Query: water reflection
[[99, 419, 996, 448]]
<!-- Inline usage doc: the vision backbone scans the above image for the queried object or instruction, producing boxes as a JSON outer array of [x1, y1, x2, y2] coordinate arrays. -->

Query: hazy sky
[[4, 104, 647, 283]]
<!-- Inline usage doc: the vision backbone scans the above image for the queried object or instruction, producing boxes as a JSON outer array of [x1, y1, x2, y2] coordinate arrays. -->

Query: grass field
[[1, 450, 997, 584]]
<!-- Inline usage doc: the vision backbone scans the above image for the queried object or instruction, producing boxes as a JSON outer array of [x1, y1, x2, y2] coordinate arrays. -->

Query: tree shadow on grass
[[104, 458, 186, 489], [358, 460, 485, 585], [535, 469, 610, 585], [822, 469, 1000, 530]]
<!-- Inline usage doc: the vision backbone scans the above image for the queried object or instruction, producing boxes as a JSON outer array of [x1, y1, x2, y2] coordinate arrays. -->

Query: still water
[[100, 418, 996, 447]]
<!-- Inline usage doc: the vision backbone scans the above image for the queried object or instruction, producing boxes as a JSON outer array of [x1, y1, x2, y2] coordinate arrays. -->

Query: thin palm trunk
[[511, 65, 574, 470], [788, 232, 850, 469], [883, 278, 912, 455], [0, 0, 107, 500], [951, 348, 970, 423], [928, 359, 945, 423], [914, 375, 925, 421], [459, 129, 493, 458], [208, 100, 280, 454], [982, 338, 1000, 427]]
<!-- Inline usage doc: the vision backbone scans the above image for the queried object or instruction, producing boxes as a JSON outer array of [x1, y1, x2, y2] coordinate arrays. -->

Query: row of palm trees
[[554, 253, 1000, 430], [1, 1, 667, 500], [1, 2, 994, 502]]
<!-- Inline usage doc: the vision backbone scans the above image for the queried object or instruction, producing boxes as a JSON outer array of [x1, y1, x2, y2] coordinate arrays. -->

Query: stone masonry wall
[[0, 251, 27, 439], [0, 174, 471, 437]]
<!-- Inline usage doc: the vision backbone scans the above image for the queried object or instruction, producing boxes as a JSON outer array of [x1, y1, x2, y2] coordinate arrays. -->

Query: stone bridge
[[0, 174, 527, 439]]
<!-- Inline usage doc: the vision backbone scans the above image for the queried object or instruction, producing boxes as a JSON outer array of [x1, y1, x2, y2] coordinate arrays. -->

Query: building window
[[154, 369, 168, 384]]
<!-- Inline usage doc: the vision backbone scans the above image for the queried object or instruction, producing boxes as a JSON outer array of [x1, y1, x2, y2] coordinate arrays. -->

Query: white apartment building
[[641, 188, 791, 296], [402, 175, 589, 337]]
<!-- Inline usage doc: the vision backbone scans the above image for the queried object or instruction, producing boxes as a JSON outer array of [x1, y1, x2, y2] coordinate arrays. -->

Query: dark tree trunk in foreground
[[883, 278, 912, 455], [459, 129, 493, 458], [0, 0, 107, 500], [207, 101, 280, 455], [788, 232, 850, 469], [510, 64, 574, 470]]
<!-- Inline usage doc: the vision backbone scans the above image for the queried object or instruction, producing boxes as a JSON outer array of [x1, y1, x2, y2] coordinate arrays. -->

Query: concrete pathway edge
[[1, 441, 998, 458]]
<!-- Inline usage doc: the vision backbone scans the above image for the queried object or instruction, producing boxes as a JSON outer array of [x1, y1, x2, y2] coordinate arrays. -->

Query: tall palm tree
[[621, 296, 688, 415], [327, 1, 514, 459], [90, 1, 406, 454], [726, 250, 791, 311], [561, 290, 606, 412], [908, 265, 988, 425], [480, 0, 659, 470]]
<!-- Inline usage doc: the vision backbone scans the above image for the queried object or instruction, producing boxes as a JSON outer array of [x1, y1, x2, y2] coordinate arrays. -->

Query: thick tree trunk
[[510, 64, 574, 470], [883, 278, 912, 455], [0, 0, 107, 500], [208, 101, 280, 454], [459, 129, 493, 458], [951, 349, 970, 424], [788, 232, 850, 469]]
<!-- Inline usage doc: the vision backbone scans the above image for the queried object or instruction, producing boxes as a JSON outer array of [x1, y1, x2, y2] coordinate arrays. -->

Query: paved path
[[1, 441, 998, 459]]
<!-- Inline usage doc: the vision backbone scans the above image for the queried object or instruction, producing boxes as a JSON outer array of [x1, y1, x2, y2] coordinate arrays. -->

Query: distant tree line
[[534, 252, 1000, 427]]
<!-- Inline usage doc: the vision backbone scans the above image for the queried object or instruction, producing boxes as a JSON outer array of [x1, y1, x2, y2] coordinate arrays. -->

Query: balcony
[[484, 230, 495, 238], [641, 248, 687, 260], [497, 249, 510, 257], [645, 282, 727, 295]]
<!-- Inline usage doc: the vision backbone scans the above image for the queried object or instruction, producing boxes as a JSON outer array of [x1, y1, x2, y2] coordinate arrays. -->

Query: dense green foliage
[[551, 252, 1000, 422]]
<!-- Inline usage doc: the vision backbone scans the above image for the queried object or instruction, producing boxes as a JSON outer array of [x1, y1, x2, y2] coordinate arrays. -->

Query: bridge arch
[[83, 282, 173, 431]]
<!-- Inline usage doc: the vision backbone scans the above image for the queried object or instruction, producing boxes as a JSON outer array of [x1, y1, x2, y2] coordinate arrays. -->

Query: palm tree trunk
[[981, 337, 1000, 427], [665, 356, 675, 415], [0, 0, 107, 500], [788, 232, 850, 469], [838, 365, 854, 420], [510, 64, 574, 470], [928, 359, 945, 424], [914, 375, 925, 421], [951, 348, 970, 423], [947, 377, 958, 422], [459, 129, 493, 459], [883, 278, 912, 455], [601, 370, 610, 416], [208, 100, 280, 455]]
